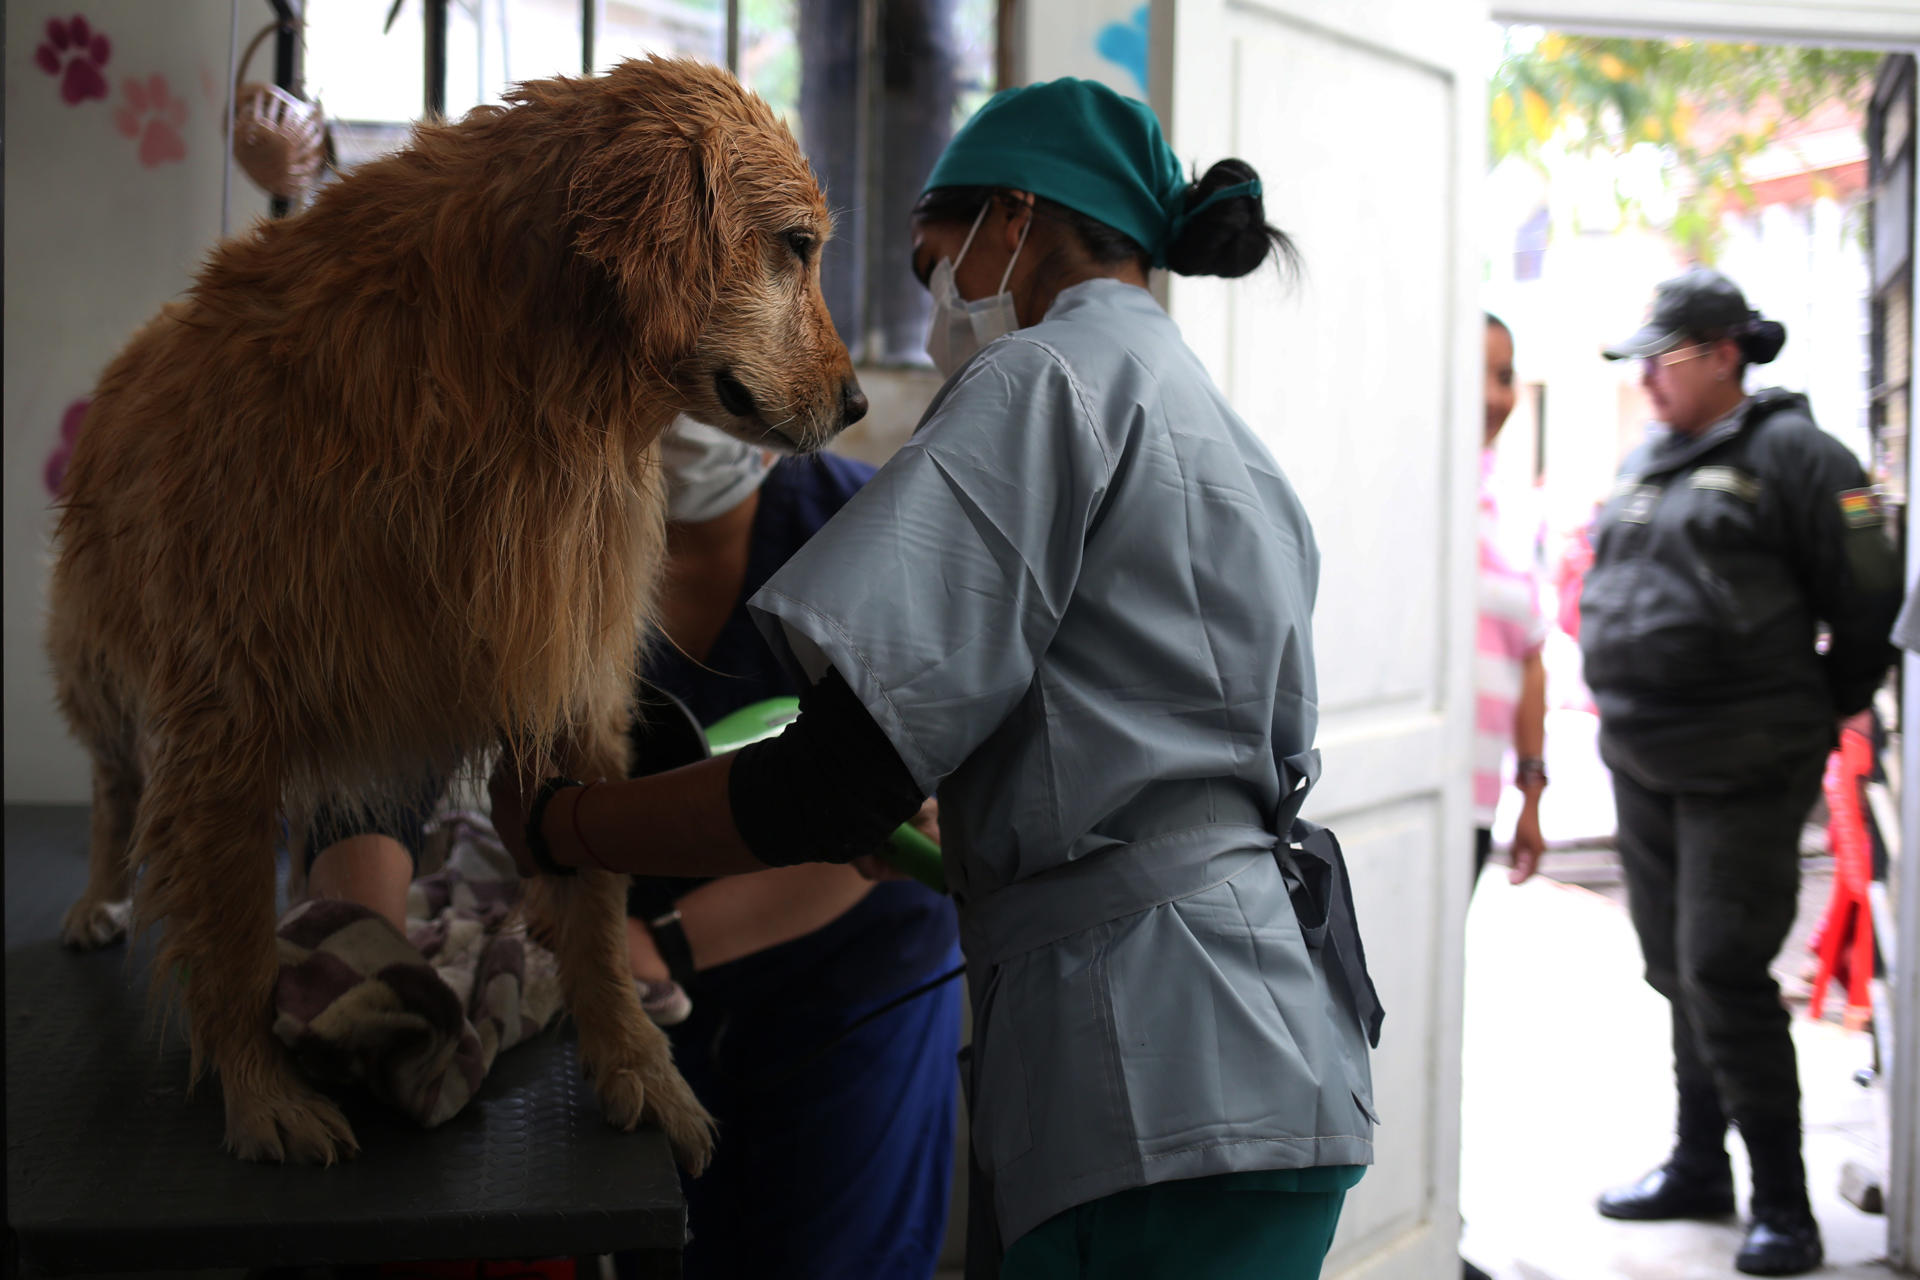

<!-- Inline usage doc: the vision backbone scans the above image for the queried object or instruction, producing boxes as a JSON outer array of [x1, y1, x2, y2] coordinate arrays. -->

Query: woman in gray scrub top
[[493, 77, 1382, 1280]]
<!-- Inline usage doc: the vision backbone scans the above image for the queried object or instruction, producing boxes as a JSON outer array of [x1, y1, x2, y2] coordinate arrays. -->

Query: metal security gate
[[1875, 50, 1920, 1275]]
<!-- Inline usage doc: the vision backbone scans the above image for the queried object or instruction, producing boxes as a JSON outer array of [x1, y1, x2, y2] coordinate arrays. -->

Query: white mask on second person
[[924, 203, 1031, 379], [660, 417, 773, 523]]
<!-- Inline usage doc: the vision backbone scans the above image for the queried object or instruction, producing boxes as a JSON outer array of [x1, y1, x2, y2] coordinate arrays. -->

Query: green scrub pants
[[1000, 1166, 1365, 1280]]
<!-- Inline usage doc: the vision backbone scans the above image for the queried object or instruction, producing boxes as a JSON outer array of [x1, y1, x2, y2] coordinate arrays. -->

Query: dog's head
[[568, 58, 865, 452]]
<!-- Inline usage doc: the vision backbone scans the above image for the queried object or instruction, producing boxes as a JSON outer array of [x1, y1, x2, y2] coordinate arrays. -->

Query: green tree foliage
[[1490, 31, 1880, 257]]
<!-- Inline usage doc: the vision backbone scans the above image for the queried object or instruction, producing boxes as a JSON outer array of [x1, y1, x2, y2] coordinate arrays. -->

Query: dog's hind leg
[[134, 716, 358, 1163], [524, 716, 715, 1174], [53, 660, 141, 949]]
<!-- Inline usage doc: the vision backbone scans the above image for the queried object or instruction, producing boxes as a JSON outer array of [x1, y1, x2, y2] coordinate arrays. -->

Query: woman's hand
[[906, 796, 941, 846]]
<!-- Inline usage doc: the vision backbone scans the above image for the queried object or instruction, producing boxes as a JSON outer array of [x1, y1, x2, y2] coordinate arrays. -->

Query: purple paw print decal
[[34, 16, 111, 106], [45, 398, 90, 497]]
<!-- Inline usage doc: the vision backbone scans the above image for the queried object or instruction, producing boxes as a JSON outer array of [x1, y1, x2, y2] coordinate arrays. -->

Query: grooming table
[[4, 804, 687, 1278]]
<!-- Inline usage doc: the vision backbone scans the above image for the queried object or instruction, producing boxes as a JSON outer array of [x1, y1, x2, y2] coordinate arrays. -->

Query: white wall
[[1483, 153, 1682, 544], [1718, 198, 1873, 463], [4, 0, 274, 802], [1015, 0, 1151, 96], [1483, 144, 1874, 555]]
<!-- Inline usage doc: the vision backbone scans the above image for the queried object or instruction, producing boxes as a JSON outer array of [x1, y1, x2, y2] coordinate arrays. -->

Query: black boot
[[1736, 1210, 1822, 1276], [1596, 1160, 1736, 1220], [1598, 1084, 1735, 1220], [1738, 1116, 1822, 1276]]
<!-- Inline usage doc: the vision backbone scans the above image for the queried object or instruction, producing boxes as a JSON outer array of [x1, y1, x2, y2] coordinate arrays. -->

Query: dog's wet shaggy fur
[[46, 56, 860, 1167]]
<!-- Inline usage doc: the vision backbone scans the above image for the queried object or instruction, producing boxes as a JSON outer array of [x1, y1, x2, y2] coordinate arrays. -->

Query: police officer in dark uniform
[[1581, 269, 1901, 1276]]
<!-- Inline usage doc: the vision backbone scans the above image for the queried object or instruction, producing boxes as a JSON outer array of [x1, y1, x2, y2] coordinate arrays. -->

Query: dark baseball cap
[[1602, 268, 1765, 361]]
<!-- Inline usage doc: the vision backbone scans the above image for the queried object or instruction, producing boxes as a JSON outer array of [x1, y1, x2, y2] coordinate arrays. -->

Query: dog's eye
[[785, 230, 817, 266]]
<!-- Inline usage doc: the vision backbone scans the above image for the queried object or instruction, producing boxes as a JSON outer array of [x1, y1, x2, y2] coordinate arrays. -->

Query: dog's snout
[[840, 378, 869, 428]]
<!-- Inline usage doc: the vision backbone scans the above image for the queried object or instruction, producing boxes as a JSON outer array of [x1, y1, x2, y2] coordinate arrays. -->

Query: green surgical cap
[[921, 78, 1193, 268]]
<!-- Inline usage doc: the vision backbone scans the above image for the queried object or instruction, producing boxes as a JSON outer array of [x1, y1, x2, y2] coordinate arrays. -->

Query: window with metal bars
[[305, 0, 998, 367]]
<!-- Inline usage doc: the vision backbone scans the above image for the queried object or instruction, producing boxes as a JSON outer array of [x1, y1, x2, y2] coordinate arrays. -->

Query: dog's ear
[[569, 118, 733, 373]]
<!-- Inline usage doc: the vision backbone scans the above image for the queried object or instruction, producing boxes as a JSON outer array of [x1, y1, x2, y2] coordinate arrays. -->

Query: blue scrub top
[[642, 452, 960, 1007]]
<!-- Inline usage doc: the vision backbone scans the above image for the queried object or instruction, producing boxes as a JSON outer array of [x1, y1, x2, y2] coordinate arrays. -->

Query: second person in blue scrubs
[[621, 420, 962, 1280]]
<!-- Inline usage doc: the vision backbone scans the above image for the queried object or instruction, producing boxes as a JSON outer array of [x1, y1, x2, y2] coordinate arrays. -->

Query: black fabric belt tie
[[1282, 819, 1385, 1049]]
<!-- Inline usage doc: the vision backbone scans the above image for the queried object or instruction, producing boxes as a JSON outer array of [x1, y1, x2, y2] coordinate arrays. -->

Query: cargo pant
[[1608, 751, 1825, 1211]]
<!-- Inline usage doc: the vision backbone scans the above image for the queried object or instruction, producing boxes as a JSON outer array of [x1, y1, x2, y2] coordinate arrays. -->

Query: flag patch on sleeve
[[1838, 487, 1885, 529]]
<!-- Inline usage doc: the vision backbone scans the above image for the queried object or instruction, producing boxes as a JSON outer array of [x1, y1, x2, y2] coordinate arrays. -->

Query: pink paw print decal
[[116, 74, 188, 168], [44, 399, 90, 497], [34, 15, 112, 105]]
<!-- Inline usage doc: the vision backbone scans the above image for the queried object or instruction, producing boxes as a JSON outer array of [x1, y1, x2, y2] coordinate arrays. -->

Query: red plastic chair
[[1809, 720, 1876, 1032]]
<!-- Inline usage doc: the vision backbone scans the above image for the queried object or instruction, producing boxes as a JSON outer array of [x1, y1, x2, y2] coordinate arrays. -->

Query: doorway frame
[[1491, 2, 1920, 1269]]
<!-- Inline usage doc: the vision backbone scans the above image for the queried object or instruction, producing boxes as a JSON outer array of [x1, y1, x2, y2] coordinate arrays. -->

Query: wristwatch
[[1515, 757, 1549, 788]]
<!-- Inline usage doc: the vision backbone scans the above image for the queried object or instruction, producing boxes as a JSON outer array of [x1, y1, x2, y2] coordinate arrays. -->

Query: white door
[[1151, 2, 1487, 1275]]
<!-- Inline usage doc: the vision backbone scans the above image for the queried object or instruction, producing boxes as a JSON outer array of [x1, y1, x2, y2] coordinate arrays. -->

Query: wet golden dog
[[46, 56, 863, 1166]]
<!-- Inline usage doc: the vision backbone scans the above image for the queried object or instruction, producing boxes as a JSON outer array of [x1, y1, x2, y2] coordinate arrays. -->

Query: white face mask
[[924, 203, 1031, 379], [660, 417, 773, 523]]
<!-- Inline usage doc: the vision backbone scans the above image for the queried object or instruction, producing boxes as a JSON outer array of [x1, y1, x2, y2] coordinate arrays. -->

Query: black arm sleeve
[[727, 667, 929, 866]]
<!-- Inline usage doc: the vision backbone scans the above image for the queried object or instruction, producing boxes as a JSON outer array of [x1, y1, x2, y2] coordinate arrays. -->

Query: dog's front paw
[[589, 1046, 716, 1175], [61, 896, 130, 949], [224, 1078, 360, 1165], [647, 1064, 717, 1176], [583, 1028, 721, 1174]]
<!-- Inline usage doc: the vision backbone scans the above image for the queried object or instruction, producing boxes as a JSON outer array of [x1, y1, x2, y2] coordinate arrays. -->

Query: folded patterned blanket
[[273, 810, 563, 1127]]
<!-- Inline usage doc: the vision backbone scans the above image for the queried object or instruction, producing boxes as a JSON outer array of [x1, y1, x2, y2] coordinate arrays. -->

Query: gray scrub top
[[749, 278, 1376, 1246]]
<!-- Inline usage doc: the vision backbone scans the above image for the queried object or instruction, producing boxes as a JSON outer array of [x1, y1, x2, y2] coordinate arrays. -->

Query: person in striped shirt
[[1475, 313, 1548, 887]]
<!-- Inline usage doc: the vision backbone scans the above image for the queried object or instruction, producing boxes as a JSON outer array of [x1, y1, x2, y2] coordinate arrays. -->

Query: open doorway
[[1462, 25, 1909, 1278]]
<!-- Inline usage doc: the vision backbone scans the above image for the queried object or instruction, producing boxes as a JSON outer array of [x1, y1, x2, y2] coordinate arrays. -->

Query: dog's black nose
[[840, 378, 869, 427]]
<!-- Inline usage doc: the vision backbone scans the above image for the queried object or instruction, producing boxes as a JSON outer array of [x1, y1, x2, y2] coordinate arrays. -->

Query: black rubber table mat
[[5, 805, 686, 1276]]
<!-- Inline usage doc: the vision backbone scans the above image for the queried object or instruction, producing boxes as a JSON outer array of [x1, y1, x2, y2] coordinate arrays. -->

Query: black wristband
[[526, 776, 584, 876], [647, 907, 699, 988], [728, 669, 925, 867]]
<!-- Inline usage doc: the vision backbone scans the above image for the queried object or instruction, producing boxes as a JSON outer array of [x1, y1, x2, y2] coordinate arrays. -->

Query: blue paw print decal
[[1095, 4, 1149, 95]]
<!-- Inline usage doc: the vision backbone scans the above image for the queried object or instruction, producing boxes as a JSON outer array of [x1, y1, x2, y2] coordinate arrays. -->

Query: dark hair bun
[[1738, 319, 1786, 365], [1163, 159, 1299, 280]]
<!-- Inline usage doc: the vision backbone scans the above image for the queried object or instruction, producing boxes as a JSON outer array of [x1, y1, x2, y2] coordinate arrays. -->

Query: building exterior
[[1483, 91, 1874, 567]]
